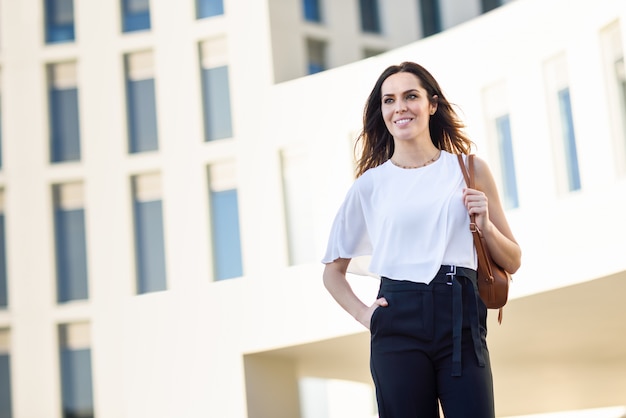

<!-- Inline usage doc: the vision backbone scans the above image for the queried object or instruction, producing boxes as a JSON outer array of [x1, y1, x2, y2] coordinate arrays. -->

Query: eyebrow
[[382, 89, 420, 98]]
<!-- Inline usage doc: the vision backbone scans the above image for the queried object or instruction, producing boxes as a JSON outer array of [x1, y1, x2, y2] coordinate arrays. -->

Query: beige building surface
[[0, 0, 625, 417]]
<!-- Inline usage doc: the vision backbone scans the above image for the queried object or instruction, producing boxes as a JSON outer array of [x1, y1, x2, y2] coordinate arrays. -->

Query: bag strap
[[456, 154, 495, 284], [457, 154, 505, 323]]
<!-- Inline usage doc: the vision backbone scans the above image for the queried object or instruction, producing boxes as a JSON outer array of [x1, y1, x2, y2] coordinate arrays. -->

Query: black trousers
[[370, 266, 495, 418]]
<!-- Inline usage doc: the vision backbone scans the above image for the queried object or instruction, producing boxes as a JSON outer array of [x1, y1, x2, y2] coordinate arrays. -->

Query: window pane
[[55, 207, 89, 303], [557, 88, 581, 191], [133, 174, 166, 294], [50, 88, 81, 162], [495, 115, 519, 209], [359, 0, 381, 33], [359, 0, 380, 33], [122, 0, 151, 32], [307, 39, 326, 75], [134, 200, 167, 293], [196, 0, 224, 19], [303, 0, 321, 22], [59, 324, 93, 418], [420, 0, 442, 37], [46, 0, 75, 43], [481, 0, 502, 13], [127, 78, 158, 153], [210, 189, 243, 280], [0, 353, 11, 418], [0, 329, 11, 418], [201, 66, 233, 141], [0, 213, 7, 308]]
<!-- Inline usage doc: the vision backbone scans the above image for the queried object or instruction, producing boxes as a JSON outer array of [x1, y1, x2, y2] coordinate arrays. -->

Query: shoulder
[[470, 155, 498, 195]]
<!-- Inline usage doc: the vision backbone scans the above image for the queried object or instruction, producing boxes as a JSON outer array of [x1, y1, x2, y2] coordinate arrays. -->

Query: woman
[[322, 62, 521, 417]]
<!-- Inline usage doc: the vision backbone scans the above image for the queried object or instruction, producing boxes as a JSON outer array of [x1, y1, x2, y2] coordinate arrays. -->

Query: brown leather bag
[[457, 154, 511, 323]]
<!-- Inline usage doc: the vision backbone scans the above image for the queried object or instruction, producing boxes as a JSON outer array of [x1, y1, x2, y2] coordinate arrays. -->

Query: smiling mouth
[[394, 118, 413, 125]]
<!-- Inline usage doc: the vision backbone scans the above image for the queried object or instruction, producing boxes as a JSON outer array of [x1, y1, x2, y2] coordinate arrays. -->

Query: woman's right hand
[[360, 297, 388, 330]]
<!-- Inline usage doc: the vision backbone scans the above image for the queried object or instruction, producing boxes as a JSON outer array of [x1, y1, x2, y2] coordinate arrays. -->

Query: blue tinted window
[[196, 0, 224, 19], [0, 215, 7, 308], [134, 200, 166, 293], [60, 348, 93, 418], [303, 0, 321, 22], [127, 78, 158, 153], [0, 353, 12, 418], [557, 88, 581, 191], [359, 0, 381, 33], [50, 87, 81, 163], [495, 115, 519, 209], [210, 189, 243, 280], [481, 0, 502, 13], [122, 0, 151, 32], [420, 0, 442, 36], [46, 0, 75, 43], [55, 208, 89, 303], [201, 66, 233, 141]]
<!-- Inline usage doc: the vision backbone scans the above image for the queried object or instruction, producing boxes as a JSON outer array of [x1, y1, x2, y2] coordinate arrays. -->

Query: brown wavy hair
[[355, 62, 474, 177]]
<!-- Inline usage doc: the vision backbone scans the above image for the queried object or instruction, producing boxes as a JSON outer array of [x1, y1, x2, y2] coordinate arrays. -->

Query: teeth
[[395, 118, 411, 124]]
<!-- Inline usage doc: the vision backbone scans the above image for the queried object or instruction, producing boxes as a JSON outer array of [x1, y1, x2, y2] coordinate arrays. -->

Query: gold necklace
[[390, 149, 441, 169]]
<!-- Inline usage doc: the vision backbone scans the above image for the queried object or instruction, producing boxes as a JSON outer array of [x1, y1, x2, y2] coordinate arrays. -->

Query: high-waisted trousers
[[369, 265, 495, 418]]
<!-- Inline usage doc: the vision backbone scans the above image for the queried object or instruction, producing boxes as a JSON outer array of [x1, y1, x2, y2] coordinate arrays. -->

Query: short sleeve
[[321, 183, 372, 264]]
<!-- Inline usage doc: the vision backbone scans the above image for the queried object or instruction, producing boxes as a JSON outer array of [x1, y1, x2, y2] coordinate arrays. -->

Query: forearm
[[323, 263, 369, 326], [482, 221, 521, 274]]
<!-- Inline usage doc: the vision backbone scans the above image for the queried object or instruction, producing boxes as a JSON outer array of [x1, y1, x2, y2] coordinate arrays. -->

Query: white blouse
[[322, 150, 477, 284]]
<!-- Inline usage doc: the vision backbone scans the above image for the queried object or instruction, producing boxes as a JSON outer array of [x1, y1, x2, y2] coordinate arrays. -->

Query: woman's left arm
[[462, 156, 522, 274]]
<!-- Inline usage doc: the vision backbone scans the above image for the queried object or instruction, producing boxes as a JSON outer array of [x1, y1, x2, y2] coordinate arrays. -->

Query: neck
[[391, 140, 441, 168], [390, 147, 441, 169]]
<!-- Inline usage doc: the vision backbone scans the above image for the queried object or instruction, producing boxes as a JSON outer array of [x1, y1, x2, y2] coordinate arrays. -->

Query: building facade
[[0, 0, 625, 417]]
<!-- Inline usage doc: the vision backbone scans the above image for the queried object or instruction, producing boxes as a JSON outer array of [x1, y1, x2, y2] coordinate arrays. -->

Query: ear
[[430, 95, 439, 116]]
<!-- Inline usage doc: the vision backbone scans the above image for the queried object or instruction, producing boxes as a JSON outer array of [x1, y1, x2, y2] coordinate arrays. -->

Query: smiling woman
[[321, 61, 521, 418]]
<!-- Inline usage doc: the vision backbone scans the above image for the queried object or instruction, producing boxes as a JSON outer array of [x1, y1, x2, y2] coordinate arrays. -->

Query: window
[[495, 115, 519, 209], [59, 323, 94, 418], [303, 0, 322, 23], [208, 162, 242, 280], [363, 47, 385, 59], [544, 54, 581, 193], [125, 51, 159, 153], [132, 174, 167, 293], [0, 329, 12, 418], [557, 88, 581, 191], [420, 0, 442, 37], [196, 0, 224, 19], [0, 191, 7, 309], [199, 39, 233, 141], [483, 83, 519, 209], [281, 147, 316, 265], [54, 183, 89, 303], [122, 0, 151, 32], [359, 0, 381, 33], [481, 0, 502, 13], [306, 38, 326, 75], [49, 62, 81, 163], [45, 0, 75, 43], [601, 21, 626, 176]]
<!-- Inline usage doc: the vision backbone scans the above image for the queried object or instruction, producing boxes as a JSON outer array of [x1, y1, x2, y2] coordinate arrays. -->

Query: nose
[[395, 100, 407, 113]]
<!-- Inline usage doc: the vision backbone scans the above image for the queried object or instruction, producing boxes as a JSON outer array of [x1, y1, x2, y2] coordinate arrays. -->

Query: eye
[[406, 93, 418, 100], [383, 97, 394, 104]]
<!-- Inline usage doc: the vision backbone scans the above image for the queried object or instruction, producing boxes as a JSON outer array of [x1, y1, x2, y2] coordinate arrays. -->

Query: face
[[380, 72, 437, 143]]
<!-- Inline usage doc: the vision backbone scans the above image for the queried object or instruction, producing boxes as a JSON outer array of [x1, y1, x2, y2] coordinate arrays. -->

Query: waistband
[[381, 265, 485, 377]]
